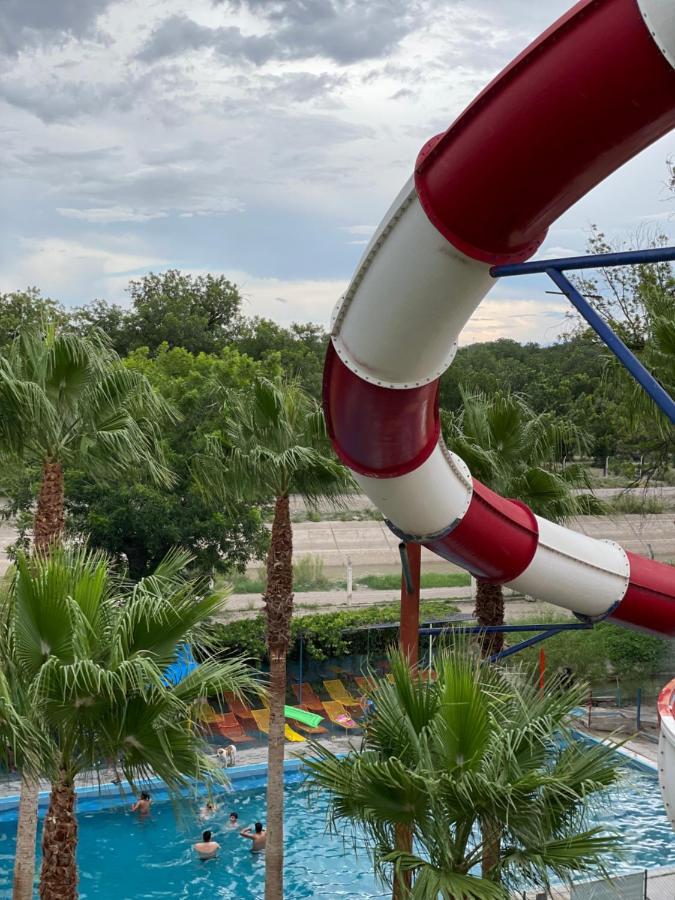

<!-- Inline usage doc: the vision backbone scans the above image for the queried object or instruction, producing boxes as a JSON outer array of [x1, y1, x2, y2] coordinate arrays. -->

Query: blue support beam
[[490, 246, 675, 424], [417, 621, 593, 665], [491, 245, 675, 276]]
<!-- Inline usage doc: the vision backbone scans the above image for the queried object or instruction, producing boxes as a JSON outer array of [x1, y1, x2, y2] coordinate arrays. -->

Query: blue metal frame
[[417, 621, 593, 664], [491, 246, 675, 424]]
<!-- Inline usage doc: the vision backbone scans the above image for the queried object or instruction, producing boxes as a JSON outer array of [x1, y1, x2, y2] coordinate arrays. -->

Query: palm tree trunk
[[474, 580, 504, 658], [33, 459, 64, 552], [13, 458, 65, 898], [13, 776, 40, 900], [392, 823, 413, 900], [264, 494, 293, 900], [39, 770, 77, 900], [480, 816, 501, 883]]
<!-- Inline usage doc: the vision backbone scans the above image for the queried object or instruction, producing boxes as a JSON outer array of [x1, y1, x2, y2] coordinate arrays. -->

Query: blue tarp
[[162, 644, 198, 686]]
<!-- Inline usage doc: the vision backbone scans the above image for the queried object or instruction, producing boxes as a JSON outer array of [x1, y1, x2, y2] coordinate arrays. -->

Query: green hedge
[[205, 599, 460, 663], [500, 616, 670, 683]]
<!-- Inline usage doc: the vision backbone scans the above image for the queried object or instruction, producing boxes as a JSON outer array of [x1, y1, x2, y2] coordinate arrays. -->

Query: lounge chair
[[194, 700, 218, 724], [250, 708, 306, 743], [354, 675, 378, 693], [322, 701, 360, 734], [224, 691, 256, 720], [293, 719, 328, 735], [420, 670, 437, 682], [292, 683, 324, 712], [323, 679, 361, 708], [211, 712, 254, 743]]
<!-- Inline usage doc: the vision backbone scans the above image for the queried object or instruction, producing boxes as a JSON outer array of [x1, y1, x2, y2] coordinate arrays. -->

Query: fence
[[518, 868, 675, 899]]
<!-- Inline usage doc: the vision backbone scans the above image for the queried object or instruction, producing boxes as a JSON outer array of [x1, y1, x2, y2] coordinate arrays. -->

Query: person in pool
[[227, 811, 239, 829], [131, 792, 151, 815], [200, 800, 218, 819], [194, 829, 220, 860], [240, 822, 266, 852]]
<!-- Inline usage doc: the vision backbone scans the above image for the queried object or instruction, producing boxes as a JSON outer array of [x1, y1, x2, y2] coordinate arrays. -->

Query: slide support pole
[[399, 542, 421, 669]]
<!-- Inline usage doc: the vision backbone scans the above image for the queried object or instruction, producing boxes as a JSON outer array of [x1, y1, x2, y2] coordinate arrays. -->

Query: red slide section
[[415, 0, 675, 265], [324, 0, 675, 638]]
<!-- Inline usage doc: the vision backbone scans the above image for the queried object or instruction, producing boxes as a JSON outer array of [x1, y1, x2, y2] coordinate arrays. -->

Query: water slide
[[321, 0, 675, 820]]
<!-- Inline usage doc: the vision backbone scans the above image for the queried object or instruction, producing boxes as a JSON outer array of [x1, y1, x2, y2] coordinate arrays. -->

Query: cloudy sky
[[1, 0, 673, 346]]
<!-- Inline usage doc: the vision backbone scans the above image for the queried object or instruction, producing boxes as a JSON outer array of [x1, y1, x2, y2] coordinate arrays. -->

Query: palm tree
[[305, 647, 623, 899], [0, 323, 174, 899], [0, 323, 173, 553], [442, 389, 600, 657], [0, 546, 259, 900], [198, 377, 353, 900]]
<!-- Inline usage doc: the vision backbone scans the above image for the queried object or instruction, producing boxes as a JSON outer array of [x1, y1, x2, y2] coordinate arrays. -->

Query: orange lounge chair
[[324, 679, 361, 708], [224, 691, 256, 720], [292, 683, 324, 712], [211, 712, 254, 743], [354, 675, 378, 693], [293, 718, 328, 735], [322, 701, 360, 733], [250, 708, 306, 743]]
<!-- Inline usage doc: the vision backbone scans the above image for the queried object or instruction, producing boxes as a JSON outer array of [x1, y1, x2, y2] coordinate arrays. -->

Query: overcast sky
[[1, 0, 673, 346]]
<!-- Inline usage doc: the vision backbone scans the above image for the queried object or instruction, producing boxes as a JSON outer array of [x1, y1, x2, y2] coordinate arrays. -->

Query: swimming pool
[[1, 752, 674, 898]]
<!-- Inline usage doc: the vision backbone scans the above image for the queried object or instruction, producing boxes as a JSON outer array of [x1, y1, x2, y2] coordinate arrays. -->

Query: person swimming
[[227, 811, 239, 829], [199, 800, 218, 819], [239, 822, 266, 852], [194, 829, 220, 860], [131, 791, 151, 815]]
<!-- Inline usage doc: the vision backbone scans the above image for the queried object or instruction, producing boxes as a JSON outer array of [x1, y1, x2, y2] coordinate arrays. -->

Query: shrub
[[504, 615, 669, 684], [227, 555, 331, 593], [205, 599, 460, 663]]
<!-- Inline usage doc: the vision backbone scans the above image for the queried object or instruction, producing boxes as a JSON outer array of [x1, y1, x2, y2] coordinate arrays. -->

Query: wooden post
[[399, 542, 421, 669], [538, 648, 546, 692]]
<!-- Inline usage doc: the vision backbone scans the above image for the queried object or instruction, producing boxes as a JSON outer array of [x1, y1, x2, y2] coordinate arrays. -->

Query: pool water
[[1, 758, 674, 898]]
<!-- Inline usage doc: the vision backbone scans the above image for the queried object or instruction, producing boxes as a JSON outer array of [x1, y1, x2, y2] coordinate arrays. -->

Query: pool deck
[[0, 733, 361, 801]]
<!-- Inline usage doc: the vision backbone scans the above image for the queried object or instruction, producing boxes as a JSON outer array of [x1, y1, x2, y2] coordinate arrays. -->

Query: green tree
[[1, 546, 259, 900], [198, 377, 353, 900], [70, 299, 134, 357], [0, 324, 172, 899], [306, 648, 623, 900], [571, 226, 674, 475], [0, 290, 66, 350], [233, 317, 328, 399], [66, 344, 275, 578], [442, 390, 600, 656], [124, 270, 244, 355]]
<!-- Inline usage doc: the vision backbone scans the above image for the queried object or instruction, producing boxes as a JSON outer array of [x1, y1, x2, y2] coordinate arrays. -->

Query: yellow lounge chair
[[323, 679, 361, 708], [250, 708, 305, 743], [322, 701, 360, 734], [193, 700, 218, 724]]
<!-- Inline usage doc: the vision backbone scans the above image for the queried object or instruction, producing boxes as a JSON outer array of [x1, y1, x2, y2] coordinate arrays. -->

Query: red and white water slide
[[322, 0, 675, 820]]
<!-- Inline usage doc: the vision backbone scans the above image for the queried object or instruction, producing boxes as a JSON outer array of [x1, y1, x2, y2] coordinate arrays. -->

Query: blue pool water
[[1, 756, 674, 898]]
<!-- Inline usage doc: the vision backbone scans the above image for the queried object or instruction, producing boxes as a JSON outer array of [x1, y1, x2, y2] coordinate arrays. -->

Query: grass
[[291, 507, 383, 523], [357, 572, 471, 590], [225, 563, 472, 595], [608, 495, 665, 514]]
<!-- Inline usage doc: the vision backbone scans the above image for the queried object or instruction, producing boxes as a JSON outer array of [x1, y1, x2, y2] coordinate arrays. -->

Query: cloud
[[56, 207, 169, 224], [139, 0, 427, 66], [0, 77, 137, 123], [0, 236, 168, 300], [136, 14, 278, 65], [0, 0, 113, 56], [461, 297, 570, 345]]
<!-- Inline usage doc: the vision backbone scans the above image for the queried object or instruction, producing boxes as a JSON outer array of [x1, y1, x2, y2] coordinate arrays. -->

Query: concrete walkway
[[217, 588, 574, 623]]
